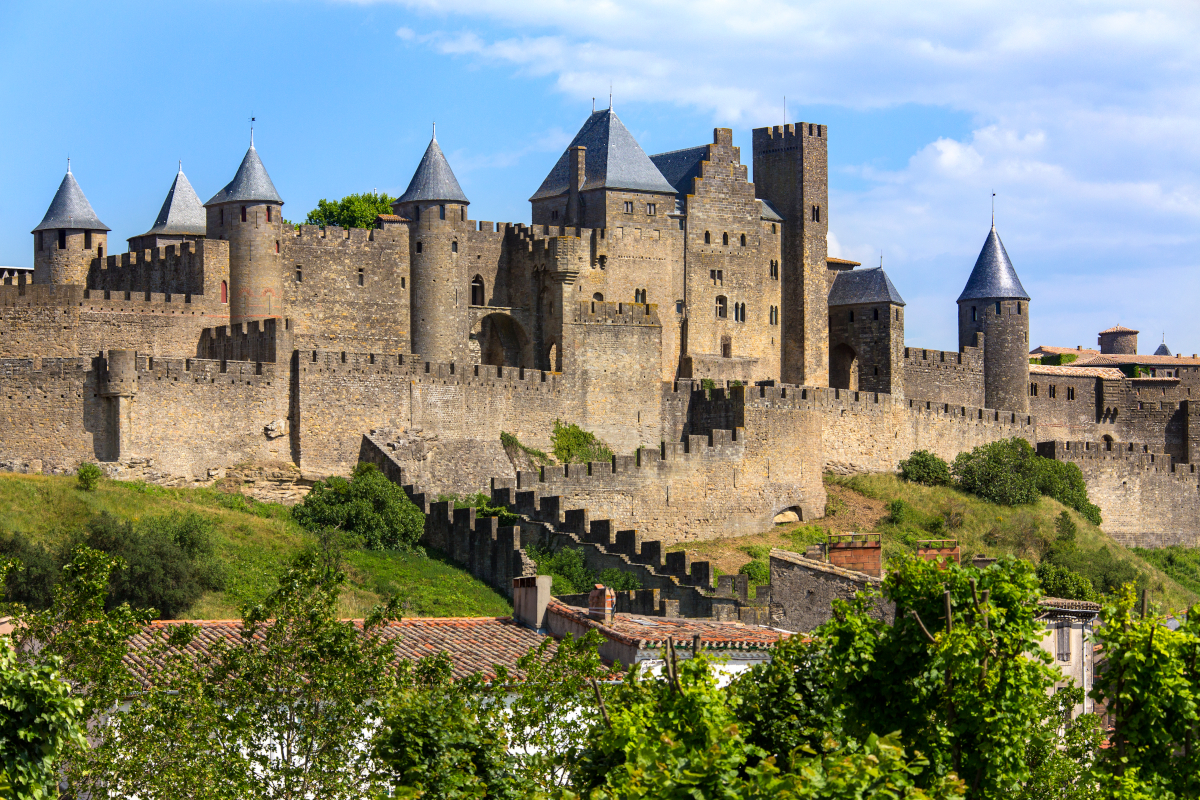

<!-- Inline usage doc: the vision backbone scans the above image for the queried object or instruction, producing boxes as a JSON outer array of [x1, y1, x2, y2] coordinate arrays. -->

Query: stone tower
[[392, 136, 470, 364], [204, 139, 284, 323], [32, 165, 109, 285], [957, 225, 1030, 413], [751, 122, 829, 387], [827, 267, 906, 397], [1098, 325, 1138, 355]]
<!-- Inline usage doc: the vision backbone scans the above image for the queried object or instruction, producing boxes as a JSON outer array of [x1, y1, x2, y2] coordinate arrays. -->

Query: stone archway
[[830, 343, 858, 391], [471, 312, 534, 369]]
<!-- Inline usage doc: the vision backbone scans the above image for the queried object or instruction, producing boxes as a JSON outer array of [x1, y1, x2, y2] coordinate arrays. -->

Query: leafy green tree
[[0, 533, 58, 609], [1015, 685, 1103, 800], [304, 192, 397, 230], [292, 461, 424, 550], [1035, 560, 1098, 602], [952, 438, 1042, 506], [76, 462, 102, 491], [899, 450, 952, 487]]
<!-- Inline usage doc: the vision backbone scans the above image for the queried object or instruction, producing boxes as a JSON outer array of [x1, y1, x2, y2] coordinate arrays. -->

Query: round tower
[[32, 164, 109, 286], [957, 225, 1030, 413], [204, 138, 284, 323], [393, 136, 470, 363], [1098, 325, 1138, 355]]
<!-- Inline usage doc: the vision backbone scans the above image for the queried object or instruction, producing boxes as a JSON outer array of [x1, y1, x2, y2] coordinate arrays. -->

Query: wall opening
[[830, 343, 859, 391], [471, 275, 485, 306]]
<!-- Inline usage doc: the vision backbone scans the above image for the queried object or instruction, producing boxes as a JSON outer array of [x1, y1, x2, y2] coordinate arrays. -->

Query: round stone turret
[[957, 225, 1030, 413], [205, 140, 284, 323], [1098, 325, 1138, 355], [32, 165, 109, 286], [393, 136, 470, 363], [102, 349, 138, 396]]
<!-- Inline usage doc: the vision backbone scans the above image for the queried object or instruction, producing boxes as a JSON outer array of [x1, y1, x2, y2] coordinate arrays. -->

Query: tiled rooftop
[[548, 602, 788, 651], [1029, 364, 1125, 379], [769, 548, 880, 583], [1038, 597, 1102, 613]]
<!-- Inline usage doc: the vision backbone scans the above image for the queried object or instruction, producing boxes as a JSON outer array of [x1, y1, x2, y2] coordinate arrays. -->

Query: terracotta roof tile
[[547, 602, 788, 651], [1099, 325, 1139, 334], [1029, 364, 1125, 379]]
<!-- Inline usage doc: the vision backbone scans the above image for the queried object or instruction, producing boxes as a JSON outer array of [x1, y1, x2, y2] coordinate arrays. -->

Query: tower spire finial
[[178, 159, 182, 173], [66, 156, 71, 174], [991, 191, 996, 228], [609, 83, 612, 110], [432, 121, 436, 140], [250, 116, 256, 147]]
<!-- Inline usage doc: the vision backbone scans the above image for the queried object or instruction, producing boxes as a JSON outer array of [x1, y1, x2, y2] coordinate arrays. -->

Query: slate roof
[[136, 167, 206, 238], [531, 109, 677, 201], [1155, 342, 1173, 356], [827, 267, 906, 307], [396, 138, 469, 205], [32, 169, 109, 232], [205, 145, 283, 206], [1099, 325, 1138, 335], [548, 602, 788, 651], [758, 198, 784, 221], [957, 225, 1029, 302], [124, 617, 550, 686], [648, 145, 707, 202]]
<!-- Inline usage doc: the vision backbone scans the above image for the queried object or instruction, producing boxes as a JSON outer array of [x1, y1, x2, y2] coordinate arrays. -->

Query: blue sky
[[1, 0, 1197, 353]]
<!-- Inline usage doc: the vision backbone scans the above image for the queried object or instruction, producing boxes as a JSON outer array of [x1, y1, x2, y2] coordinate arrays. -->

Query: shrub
[[898, 450, 951, 487], [1036, 560, 1098, 602], [0, 532, 58, 608], [1036, 459, 1102, 524], [550, 420, 613, 465], [292, 462, 424, 550], [76, 462, 102, 491], [740, 544, 770, 560], [1045, 544, 1145, 597], [1055, 511, 1078, 542], [952, 438, 1041, 506], [442, 492, 521, 527], [500, 431, 550, 464], [525, 544, 641, 594], [738, 559, 770, 585]]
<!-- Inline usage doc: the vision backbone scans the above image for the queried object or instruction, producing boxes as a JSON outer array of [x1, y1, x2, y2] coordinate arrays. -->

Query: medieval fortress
[[3, 109, 1199, 556]]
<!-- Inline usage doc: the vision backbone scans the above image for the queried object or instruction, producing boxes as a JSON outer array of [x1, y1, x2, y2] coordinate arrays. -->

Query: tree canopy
[[303, 192, 397, 230]]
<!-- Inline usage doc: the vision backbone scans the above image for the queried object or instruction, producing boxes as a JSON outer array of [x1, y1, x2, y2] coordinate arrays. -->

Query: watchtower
[[751, 122, 829, 387], [392, 135, 471, 364], [1098, 325, 1138, 355], [957, 225, 1030, 412], [32, 165, 109, 285], [204, 139, 284, 323]]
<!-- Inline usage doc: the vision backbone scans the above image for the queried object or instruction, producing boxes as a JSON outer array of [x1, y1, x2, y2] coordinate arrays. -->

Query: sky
[[1, 0, 1197, 352]]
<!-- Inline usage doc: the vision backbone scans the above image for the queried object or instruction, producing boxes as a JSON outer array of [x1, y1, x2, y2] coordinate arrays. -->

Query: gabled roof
[[828, 267, 906, 307], [649, 145, 707, 202], [957, 225, 1029, 302], [32, 169, 109, 232], [205, 145, 283, 206], [396, 138, 469, 205], [531, 109, 677, 201], [136, 166, 206, 238]]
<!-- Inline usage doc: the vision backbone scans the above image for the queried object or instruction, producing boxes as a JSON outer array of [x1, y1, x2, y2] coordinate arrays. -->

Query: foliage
[[700, 378, 717, 393], [0, 533, 58, 610], [1132, 546, 1200, 597], [899, 450, 952, 487], [1034, 459, 1101, 525], [0, 626, 85, 800], [1055, 511, 1078, 542], [821, 555, 1058, 796], [1015, 685, 1104, 800], [952, 438, 1043, 506], [526, 544, 641, 594], [500, 430, 551, 464], [304, 191, 397, 230], [738, 558, 770, 585], [1037, 353, 1077, 366], [1035, 560, 1098, 602], [440, 491, 521, 527], [293, 461, 424, 550], [551, 420, 613, 465], [1045, 541, 1145, 597], [75, 462, 102, 491]]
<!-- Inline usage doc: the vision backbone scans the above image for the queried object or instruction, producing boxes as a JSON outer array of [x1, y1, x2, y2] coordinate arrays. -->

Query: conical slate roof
[[205, 145, 283, 206], [138, 166, 206, 237], [1155, 342, 1172, 356], [531, 109, 677, 201], [396, 138, 469, 205], [32, 169, 109, 232], [828, 267, 906, 307], [957, 225, 1029, 302]]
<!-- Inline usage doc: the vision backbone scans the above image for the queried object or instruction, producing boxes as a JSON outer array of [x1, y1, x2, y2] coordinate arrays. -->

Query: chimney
[[826, 533, 882, 578], [513, 575, 552, 631], [588, 583, 615, 625], [566, 145, 586, 226]]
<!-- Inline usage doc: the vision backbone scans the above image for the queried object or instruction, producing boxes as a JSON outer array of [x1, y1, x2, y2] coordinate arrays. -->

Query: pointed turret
[[205, 144, 283, 206], [1155, 339, 1172, 357], [32, 165, 109, 285], [957, 224, 1030, 413], [395, 138, 469, 206], [128, 165, 207, 251]]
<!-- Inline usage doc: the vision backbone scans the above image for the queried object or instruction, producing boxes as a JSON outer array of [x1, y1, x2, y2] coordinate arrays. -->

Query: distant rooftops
[[1099, 325, 1139, 335], [828, 266, 905, 307], [33, 167, 109, 233], [395, 137, 469, 205]]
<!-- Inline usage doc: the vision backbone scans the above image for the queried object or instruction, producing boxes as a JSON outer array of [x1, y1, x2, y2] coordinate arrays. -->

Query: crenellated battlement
[[0, 356, 92, 378], [903, 344, 984, 372], [288, 224, 405, 245], [130, 353, 279, 385], [298, 348, 564, 390], [1037, 439, 1173, 468], [0, 283, 84, 307], [79, 288, 224, 316], [198, 318, 291, 363]]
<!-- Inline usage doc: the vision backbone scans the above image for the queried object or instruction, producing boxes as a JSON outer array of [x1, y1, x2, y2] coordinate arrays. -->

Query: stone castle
[[3, 109, 1200, 554]]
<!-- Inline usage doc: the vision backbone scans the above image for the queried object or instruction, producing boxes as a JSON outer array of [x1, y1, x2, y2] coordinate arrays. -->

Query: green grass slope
[[0, 474, 512, 620]]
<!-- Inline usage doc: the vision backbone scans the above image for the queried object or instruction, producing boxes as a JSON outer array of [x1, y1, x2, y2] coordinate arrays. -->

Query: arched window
[[593, 292, 604, 301], [220, 281, 228, 304], [451, 241, 458, 253], [722, 232, 729, 246], [704, 231, 711, 244], [740, 233, 746, 246], [715, 295, 727, 318], [471, 275, 485, 306]]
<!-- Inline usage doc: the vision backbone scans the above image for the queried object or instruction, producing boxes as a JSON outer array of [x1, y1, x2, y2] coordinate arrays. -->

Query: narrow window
[[85, 231, 92, 249], [771, 223, 777, 234], [848, 310, 854, 322], [896, 308, 900, 321], [451, 241, 458, 253], [552, 210, 558, 220], [1049, 385, 1056, 399], [401, 277, 406, 288], [58, 230, 66, 250], [624, 201, 633, 213], [715, 295, 727, 318], [811, 205, 820, 222], [722, 232, 729, 245], [808, 123, 814, 136], [414, 205, 421, 221], [97, 245, 103, 260], [471, 276, 485, 306], [1068, 387, 1075, 400], [972, 306, 977, 322], [722, 337, 732, 358], [704, 231, 711, 244], [266, 207, 272, 223], [1057, 623, 1071, 662], [647, 203, 656, 216], [219, 208, 224, 226], [995, 301, 1002, 315], [295, 266, 302, 282], [220, 281, 228, 304], [275, 240, 279, 254], [241, 206, 247, 223], [817, 126, 822, 138], [461, 208, 465, 221], [676, 300, 684, 314], [717, 269, 723, 284], [439, 205, 446, 220], [740, 233, 746, 246], [873, 308, 879, 321], [416, 242, 423, 254], [357, 268, 364, 287], [1030, 383, 1037, 397], [36, 232, 42, 250], [1017, 301, 1022, 315]]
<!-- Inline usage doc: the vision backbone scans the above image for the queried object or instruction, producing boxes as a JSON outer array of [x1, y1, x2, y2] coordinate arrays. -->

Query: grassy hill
[[670, 473, 1198, 611], [0, 473, 512, 620]]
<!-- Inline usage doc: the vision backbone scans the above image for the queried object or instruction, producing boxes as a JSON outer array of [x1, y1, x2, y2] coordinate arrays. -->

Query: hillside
[[0, 473, 512, 620], [670, 473, 1198, 611]]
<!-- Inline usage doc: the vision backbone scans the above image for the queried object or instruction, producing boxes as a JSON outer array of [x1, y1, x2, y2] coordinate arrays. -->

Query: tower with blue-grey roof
[[957, 224, 1031, 413], [32, 163, 109, 286]]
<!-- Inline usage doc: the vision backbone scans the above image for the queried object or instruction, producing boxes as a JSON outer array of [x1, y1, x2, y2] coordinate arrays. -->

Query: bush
[[898, 450, 951, 487], [292, 462, 424, 550], [525, 544, 641, 595], [1036, 560, 1098, 602], [1045, 544, 1145, 597], [550, 420, 613, 465], [1035, 459, 1102, 524], [1055, 511, 1078, 542], [0, 532, 58, 608], [738, 559, 770, 585], [76, 463, 102, 491], [952, 438, 1042, 506]]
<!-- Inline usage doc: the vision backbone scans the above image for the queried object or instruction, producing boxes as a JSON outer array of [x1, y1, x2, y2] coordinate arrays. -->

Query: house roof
[[531, 109, 677, 201], [1029, 364, 1125, 379], [1099, 325, 1138, 335], [32, 169, 109, 232], [769, 548, 881, 584], [758, 198, 784, 221], [957, 225, 1029, 302], [1030, 345, 1102, 358], [135, 166, 206, 238], [124, 617, 550, 685], [826, 257, 861, 267], [205, 145, 283, 206], [1038, 597, 1102, 614], [395, 138, 469, 205], [547, 602, 788, 651], [1072, 353, 1200, 368], [827, 267, 906, 307]]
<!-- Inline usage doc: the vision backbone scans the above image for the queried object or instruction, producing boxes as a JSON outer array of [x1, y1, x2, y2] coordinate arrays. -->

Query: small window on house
[[1056, 622, 1071, 662], [624, 201, 633, 213], [598, 255, 607, 269], [220, 281, 227, 304], [676, 300, 684, 314], [704, 231, 711, 244], [715, 295, 727, 318], [1068, 387, 1075, 400], [873, 308, 879, 321], [995, 301, 1002, 315], [1017, 301, 1022, 315], [1030, 383, 1038, 397], [647, 203, 656, 216], [295, 266, 302, 283], [416, 242, 423, 254], [267, 207, 272, 223], [811, 205, 820, 222], [357, 268, 364, 287], [58, 230, 66, 250], [740, 233, 746, 246], [1049, 385, 1056, 399], [722, 337, 732, 358], [439, 205, 446, 220], [241, 206, 247, 223], [722, 232, 729, 246], [451, 241, 458, 253]]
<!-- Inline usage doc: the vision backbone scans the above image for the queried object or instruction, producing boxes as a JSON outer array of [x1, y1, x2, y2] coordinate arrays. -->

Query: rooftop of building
[[205, 143, 283, 207], [395, 136, 469, 205], [828, 266, 906, 307], [33, 167, 109, 233], [1099, 325, 1139, 335], [1030, 345, 1102, 358], [826, 257, 862, 267], [1074, 353, 1200, 367], [1029, 363, 1126, 379], [957, 225, 1029, 302], [135, 166, 205, 239], [769, 548, 881, 584]]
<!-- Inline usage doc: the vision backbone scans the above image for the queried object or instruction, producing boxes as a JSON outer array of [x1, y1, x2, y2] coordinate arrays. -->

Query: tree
[[951, 438, 1042, 506], [304, 192, 397, 230], [292, 461, 425, 550], [899, 450, 952, 487]]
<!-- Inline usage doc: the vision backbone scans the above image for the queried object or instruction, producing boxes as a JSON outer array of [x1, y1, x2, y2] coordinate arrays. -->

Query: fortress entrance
[[471, 312, 533, 369], [830, 343, 859, 391]]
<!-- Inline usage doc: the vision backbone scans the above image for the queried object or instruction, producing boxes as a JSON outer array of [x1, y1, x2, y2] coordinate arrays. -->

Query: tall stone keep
[[957, 225, 1030, 413], [205, 139, 284, 323], [393, 136, 471, 363], [752, 123, 829, 387], [32, 165, 109, 286]]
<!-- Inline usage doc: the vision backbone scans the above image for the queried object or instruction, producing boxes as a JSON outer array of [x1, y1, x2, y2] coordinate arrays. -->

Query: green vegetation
[[551, 420, 613, 465], [501, 430, 552, 465], [1133, 545, 1200, 596], [75, 462, 101, 491], [0, 472, 510, 619], [1037, 353, 1077, 366], [438, 491, 522, 527], [303, 191, 397, 230], [898, 449, 951, 487], [293, 462, 425, 551], [525, 544, 641, 595]]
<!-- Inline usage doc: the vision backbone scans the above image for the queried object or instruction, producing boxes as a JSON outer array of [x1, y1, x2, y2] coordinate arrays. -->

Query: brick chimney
[[513, 575, 552, 631], [827, 533, 882, 578], [588, 583, 615, 625]]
